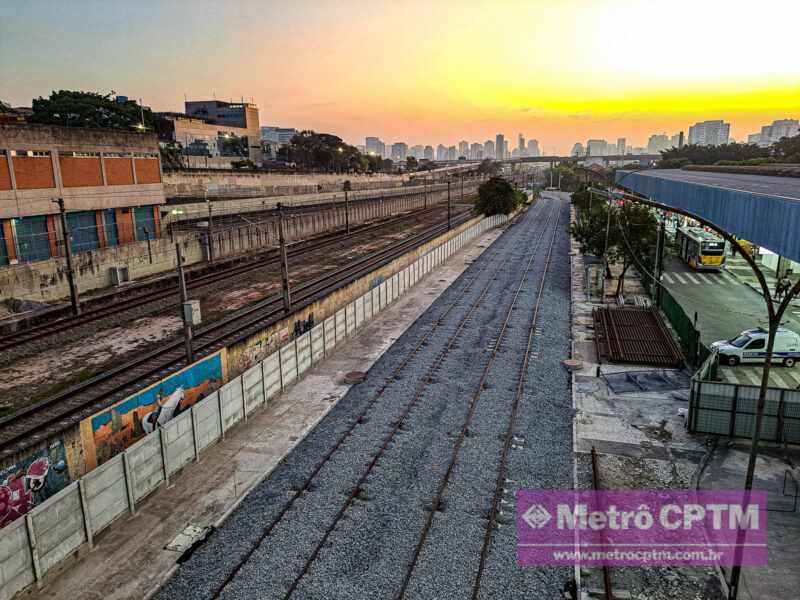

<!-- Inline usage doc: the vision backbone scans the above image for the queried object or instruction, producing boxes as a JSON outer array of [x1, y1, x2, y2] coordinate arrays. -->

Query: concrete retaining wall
[[0, 211, 510, 600]]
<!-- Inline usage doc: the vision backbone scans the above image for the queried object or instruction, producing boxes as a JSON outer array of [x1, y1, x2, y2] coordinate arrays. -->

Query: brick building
[[0, 124, 164, 265]]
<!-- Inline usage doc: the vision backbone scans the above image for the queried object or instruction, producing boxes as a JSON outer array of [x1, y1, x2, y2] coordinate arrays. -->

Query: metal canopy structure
[[617, 169, 800, 262]]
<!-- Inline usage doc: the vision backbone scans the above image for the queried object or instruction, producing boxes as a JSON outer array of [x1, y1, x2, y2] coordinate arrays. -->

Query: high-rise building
[[410, 144, 424, 159], [687, 120, 730, 146], [391, 142, 408, 161], [647, 134, 671, 154], [366, 136, 385, 156], [495, 134, 505, 160], [527, 139, 540, 157], [670, 134, 681, 149], [436, 144, 448, 161], [447, 146, 457, 161], [504, 140, 509, 158], [616, 138, 626, 155], [518, 134, 526, 157], [458, 140, 469, 158], [586, 139, 609, 156], [424, 145, 434, 160], [260, 126, 298, 145], [469, 143, 482, 160], [571, 142, 585, 157], [747, 119, 799, 147], [484, 140, 495, 159]]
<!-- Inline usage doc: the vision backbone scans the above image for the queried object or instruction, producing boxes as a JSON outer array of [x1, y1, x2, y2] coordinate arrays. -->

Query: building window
[[104, 209, 119, 247], [15, 216, 52, 262], [66, 211, 100, 253], [134, 206, 156, 241], [11, 150, 51, 157], [0, 222, 8, 266]]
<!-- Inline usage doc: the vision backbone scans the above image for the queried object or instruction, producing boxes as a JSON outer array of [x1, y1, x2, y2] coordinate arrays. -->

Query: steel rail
[[208, 206, 512, 600], [470, 199, 562, 599], [395, 201, 561, 599], [0, 212, 474, 456], [0, 206, 458, 353], [277, 204, 556, 600]]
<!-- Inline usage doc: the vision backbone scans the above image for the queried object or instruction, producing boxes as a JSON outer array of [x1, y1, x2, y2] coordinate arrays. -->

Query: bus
[[676, 227, 726, 271]]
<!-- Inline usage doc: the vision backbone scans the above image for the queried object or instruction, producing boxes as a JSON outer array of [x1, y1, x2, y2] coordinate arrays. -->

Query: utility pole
[[53, 198, 80, 316], [206, 195, 214, 262], [460, 172, 464, 203], [424, 177, 428, 209], [176, 243, 194, 363], [277, 202, 292, 312], [654, 217, 666, 307], [343, 180, 351, 234], [602, 188, 613, 284], [447, 179, 452, 230]]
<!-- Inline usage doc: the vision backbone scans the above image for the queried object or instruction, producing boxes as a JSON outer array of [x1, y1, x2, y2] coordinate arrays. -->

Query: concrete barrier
[[0, 210, 513, 600]]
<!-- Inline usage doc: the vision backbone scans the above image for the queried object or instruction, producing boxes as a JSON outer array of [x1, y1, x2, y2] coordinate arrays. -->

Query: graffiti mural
[[82, 350, 226, 468], [0, 440, 70, 528], [292, 313, 315, 339]]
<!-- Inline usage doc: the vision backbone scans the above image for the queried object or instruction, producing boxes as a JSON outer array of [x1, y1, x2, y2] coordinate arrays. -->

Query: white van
[[710, 327, 800, 367]]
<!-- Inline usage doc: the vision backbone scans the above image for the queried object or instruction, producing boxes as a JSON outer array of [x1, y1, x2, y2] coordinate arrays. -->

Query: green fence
[[658, 286, 708, 366]]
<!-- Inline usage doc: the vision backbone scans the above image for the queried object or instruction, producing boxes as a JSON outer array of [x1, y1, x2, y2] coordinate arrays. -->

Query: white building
[[527, 139, 540, 157], [483, 140, 495, 159], [747, 119, 799, 147], [586, 139, 609, 156], [687, 120, 730, 146]]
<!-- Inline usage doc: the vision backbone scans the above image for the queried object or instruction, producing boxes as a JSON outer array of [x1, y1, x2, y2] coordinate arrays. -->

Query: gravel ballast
[[156, 195, 574, 600]]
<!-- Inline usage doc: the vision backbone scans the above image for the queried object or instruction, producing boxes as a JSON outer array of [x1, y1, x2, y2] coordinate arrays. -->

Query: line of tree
[[475, 176, 526, 216], [658, 135, 800, 168]]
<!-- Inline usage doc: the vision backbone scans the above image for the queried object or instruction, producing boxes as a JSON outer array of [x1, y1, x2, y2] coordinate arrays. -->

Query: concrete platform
[[25, 224, 505, 600]]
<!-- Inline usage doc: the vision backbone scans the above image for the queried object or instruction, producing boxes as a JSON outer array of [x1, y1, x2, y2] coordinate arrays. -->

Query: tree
[[406, 156, 419, 170], [475, 176, 524, 216], [28, 90, 158, 131], [277, 130, 367, 173], [659, 142, 770, 166], [571, 198, 658, 295], [772, 134, 800, 163]]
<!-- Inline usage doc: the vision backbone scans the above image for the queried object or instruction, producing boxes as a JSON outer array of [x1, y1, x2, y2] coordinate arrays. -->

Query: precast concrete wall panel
[[193, 392, 222, 452], [219, 378, 245, 433], [310, 324, 325, 364], [0, 518, 34, 600], [127, 432, 165, 502], [243, 364, 265, 415], [346, 303, 356, 336], [372, 287, 381, 313], [163, 410, 195, 477], [354, 296, 365, 329], [83, 454, 128, 535], [262, 353, 281, 401], [280, 342, 298, 389], [296, 332, 311, 376], [363, 291, 373, 321], [380, 281, 388, 308], [30, 483, 86, 576], [335, 309, 346, 344], [323, 316, 336, 353]]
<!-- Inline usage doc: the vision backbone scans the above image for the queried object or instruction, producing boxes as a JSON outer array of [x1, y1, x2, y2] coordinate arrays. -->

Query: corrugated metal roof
[[617, 169, 800, 262]]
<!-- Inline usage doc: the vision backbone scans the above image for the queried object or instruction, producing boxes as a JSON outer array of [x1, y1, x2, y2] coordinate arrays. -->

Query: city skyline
[[3, 1, 799, 155]]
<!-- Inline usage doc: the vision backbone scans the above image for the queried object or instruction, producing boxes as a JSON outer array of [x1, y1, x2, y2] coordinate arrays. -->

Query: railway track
[[0, 205, 463, 354], [173, 199, 560, 600], [395, 201, 561, 599], [0, 211, 474, 458]]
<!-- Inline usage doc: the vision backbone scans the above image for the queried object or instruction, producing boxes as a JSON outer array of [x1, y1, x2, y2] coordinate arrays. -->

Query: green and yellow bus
[[676, 227, 726, 271]]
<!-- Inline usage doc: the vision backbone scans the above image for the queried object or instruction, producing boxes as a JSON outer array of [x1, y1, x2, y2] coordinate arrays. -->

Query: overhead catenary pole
[[277, 202, 292, 312], [175, 243, 194, 363], [424, 177, 428, 209], [54, 198, 80, 316], [654, 217, 666, 307], [343, 180, 351, 234], [447, 179, 452, 230]]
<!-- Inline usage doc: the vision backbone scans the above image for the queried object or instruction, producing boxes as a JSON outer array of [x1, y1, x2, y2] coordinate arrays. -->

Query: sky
[[2, 0, 799, 154]]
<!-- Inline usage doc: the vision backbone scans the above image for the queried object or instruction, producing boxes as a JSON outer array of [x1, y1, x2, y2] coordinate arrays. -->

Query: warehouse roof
[[616, 169, 800, 261]]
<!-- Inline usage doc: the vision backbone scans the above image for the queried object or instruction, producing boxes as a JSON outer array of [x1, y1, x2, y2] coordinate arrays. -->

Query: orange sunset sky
[[3, 0, 799, 154]]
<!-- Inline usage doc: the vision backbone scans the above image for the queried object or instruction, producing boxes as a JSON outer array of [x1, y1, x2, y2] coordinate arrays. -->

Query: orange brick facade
[[104, 157, 135, 185], [115, 208, 136, 244], [59, 156, 104, 188], [0, 156, 11, 191], [133, 158, 161, 184], [12, 155, 55, 189]]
